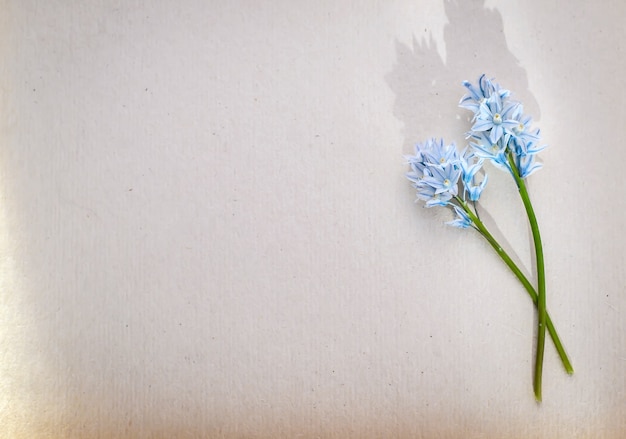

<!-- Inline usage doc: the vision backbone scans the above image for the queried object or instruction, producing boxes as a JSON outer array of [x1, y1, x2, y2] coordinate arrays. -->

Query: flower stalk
[[505, 152, 548, 401], [455, 197, 573, 375]]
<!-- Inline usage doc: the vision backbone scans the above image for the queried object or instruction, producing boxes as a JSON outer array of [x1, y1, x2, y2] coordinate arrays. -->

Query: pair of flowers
[[407, 75, 542, 222], [406, 75, 572, 401]]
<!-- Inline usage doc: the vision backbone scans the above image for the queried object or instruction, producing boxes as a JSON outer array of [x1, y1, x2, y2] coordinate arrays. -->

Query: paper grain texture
[[1, 0, 625, 438]]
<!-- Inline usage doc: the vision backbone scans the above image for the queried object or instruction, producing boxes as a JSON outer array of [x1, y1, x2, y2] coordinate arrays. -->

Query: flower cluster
[[405, 138, 487, 228], [461, 74, 545, 179], [406, 75, 546, 229]]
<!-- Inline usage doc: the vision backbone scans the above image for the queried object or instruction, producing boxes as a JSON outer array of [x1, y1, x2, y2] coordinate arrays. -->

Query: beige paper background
[[1, 0, 625, 437]]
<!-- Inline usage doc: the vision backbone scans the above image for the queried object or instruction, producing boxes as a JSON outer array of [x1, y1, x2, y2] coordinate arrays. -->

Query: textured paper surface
[[1, 1, 625, 437]]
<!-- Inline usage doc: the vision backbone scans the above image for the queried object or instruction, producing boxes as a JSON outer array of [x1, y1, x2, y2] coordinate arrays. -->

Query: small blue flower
[[469, 132, 511, 172], [416, 184, 453, 207], [472, 93, 520, 144], [466, 176, 488, 201], [405, 139, 460, 182], [422, 162, 461, 196], [460, 149, 488, 202], [406, 160, 427, 185], [459, 74, 510, 116], [420, 138, 460, 166], [510, 112, 541, 156], [405, 142, 432, 184], [525, 141, 547, 156], [515, 153, 543, 179], [446, 205, 473, 228], [461, 153, 488, 201]]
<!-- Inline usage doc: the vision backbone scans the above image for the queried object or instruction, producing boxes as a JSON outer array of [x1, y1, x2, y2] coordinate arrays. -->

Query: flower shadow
[[388, 0, 540, 280]]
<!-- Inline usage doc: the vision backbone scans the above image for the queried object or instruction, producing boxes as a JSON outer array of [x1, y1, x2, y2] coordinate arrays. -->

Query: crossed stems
[[453, 196, 574, 395], [505, 152, 548, 402]]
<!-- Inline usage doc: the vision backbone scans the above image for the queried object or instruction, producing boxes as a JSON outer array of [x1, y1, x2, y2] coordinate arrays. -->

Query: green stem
[[505, 153, 547, 402], [455, 197, 573, 377]]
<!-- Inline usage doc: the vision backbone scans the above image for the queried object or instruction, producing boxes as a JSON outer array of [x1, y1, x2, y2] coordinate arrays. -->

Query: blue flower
[[446, 205, 473, 228], [526, 142, 547, 156], [471, 92, 520, 144], [416, 183, 454, 207], [459, 74, 510, 116], [461, 76, 546, 180], [406, 139, 459, 181], [469, 132, 511, 172], [422, 162, 461, 195], [405, 139, 462, 208], [421, 138, 460, 166], [515, 153, 543, 179], [510, 111, 541, 156], [460, 148, 488, 201], [406, 138, 488, 227]]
